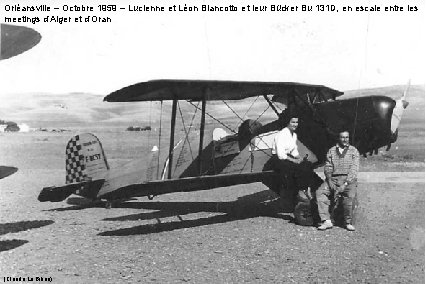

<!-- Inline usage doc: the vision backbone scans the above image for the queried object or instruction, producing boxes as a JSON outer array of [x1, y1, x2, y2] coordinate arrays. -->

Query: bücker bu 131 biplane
[[38, 80, 409, 224]]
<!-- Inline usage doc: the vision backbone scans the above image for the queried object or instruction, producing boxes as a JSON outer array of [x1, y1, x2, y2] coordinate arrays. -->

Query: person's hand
[[337, 182, 348, 193], [288, 156, 301, 164], [330, 176, 339, 183], [327, 178, 338, 191]]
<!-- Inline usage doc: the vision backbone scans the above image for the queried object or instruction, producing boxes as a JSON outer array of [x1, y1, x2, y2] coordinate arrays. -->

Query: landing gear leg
[[294, 201, 314, 226], [278, 175, 297, 213], [105, 200, 113, 209], [293, 189, 315, 226]]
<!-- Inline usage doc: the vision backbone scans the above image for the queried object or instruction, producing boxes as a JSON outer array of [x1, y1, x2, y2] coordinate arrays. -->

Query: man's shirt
[[272, 127, 299, 160], [324, 144, 360, 182]]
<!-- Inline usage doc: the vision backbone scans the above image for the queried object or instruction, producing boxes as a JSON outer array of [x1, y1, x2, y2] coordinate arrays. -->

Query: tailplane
[[38, 133, 109, 202]]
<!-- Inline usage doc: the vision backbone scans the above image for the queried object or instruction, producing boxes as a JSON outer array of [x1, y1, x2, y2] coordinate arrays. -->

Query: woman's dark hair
[[280, 110, 299, 127]]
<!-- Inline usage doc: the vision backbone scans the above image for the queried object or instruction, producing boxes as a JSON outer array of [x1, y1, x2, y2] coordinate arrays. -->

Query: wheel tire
[[294, 202, 314, 226]]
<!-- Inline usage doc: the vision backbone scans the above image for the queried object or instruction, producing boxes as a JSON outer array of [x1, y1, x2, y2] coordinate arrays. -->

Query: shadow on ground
[[46, 198, 106, 211], [0, 220, 54, 235], [98, 190, 294, 236], [0, 166, 18, 179], [0, 220, 54, 252], [0, 239, 29, 252]]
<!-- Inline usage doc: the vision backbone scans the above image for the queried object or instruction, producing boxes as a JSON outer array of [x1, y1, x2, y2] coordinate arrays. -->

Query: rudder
[[65, 133, 109, 184]]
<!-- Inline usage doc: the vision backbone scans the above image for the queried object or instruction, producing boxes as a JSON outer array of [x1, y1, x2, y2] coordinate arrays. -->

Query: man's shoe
[[318, 220, 333, 230], [346, 224, 355, 231]]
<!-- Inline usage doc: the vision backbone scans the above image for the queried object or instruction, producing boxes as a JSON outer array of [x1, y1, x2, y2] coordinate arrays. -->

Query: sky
[[0, 0, 424, 96]]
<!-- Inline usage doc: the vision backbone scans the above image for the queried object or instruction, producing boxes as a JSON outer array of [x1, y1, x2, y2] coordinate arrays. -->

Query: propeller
[[390, 80, 410, 135]]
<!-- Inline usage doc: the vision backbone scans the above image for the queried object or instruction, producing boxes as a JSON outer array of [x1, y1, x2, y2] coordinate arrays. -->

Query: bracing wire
[[354, 14, 370, 141], [232, 96, 260, 130], [188, 99, 275, 173], [147, 101, 152, 150], [253, 105, 271, 124], [156, 101, 163, 180], [188, 101, 236, 134], [222, 100, 244, 122], [242, 96, 260, 119], [177, 100, 198, 160], [197, 100, 274, 154]]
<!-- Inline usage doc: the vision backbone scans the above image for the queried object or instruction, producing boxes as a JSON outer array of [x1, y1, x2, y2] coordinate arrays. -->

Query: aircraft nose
[[362, 96, 396, 154], [376, 98, 395, 120]]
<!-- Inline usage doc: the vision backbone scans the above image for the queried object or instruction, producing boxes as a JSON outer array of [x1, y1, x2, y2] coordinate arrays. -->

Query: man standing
[[316, 130, 360, 231]]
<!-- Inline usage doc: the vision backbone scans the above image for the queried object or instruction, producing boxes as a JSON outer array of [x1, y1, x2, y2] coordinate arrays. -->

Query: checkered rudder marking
[[65, 135, 87, 184]]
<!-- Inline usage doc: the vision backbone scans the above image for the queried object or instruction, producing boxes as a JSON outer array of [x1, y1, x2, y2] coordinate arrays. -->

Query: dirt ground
[[0, 131, 424, 283]]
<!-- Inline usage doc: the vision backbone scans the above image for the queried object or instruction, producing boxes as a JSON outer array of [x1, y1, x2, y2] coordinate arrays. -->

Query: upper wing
[[1, 24, 41, 60], [104, 80, 343, 102]]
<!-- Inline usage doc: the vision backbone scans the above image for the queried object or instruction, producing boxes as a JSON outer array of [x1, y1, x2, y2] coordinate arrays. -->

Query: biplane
[[38, 80, 409, 224]]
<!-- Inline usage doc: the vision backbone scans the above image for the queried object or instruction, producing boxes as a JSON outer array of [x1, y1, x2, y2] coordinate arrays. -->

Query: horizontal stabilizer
[[38, 179, 105, 202], [38, 184, 79, 202]]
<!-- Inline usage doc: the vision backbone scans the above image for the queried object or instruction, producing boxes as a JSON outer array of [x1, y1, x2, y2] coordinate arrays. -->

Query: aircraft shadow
[[0, 220, 54, 236], [0, 166, 18, 180], [0, 220, 54, 252], [46, 198, 106, 211], [46, 197, 140, 212], [98, 190, 294, 237], [0, 239, 29, 252]]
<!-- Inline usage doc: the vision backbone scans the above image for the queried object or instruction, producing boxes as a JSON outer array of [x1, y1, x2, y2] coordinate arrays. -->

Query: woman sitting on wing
[[271, 113, 313, 197]]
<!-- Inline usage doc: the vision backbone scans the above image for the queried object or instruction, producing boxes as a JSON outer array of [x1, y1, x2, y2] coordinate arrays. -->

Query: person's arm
[[275, 130, 301, 163], [324, 149, 336, 189], [289, 133, 300, 159], [286, 156, 301, 164], [324, 148, 334, 180], [275, 131, 288, 160]]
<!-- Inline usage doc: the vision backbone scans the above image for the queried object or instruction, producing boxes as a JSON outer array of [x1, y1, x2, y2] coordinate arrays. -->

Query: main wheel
[[294, 202, 314, 226]]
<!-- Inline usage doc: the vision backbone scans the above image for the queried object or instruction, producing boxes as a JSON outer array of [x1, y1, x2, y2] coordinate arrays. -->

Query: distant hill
[[342, 84, 424, 106], [0, 85, 423, 129], [0, 92, 164, 128]]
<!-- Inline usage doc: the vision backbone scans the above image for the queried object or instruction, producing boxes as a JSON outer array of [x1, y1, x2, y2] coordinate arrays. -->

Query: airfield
[[0, 85, 424, 283]]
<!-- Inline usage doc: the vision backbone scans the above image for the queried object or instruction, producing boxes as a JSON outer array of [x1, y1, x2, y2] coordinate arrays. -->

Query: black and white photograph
[[0, 0, 424, 282]]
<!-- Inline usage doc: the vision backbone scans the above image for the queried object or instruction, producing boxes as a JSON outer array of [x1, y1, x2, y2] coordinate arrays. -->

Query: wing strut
[[167, 99, 177, 179], [263, 95, 280, 117], [157, 101, 163, 179], [198, 98, 206, 176]]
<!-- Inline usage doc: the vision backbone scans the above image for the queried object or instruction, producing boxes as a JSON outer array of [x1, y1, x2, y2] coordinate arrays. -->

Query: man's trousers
[[316, 175, 357, 224]]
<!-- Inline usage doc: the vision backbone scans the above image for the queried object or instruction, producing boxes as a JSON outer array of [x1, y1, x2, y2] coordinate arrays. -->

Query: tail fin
[[65, 133, 109, 184]]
